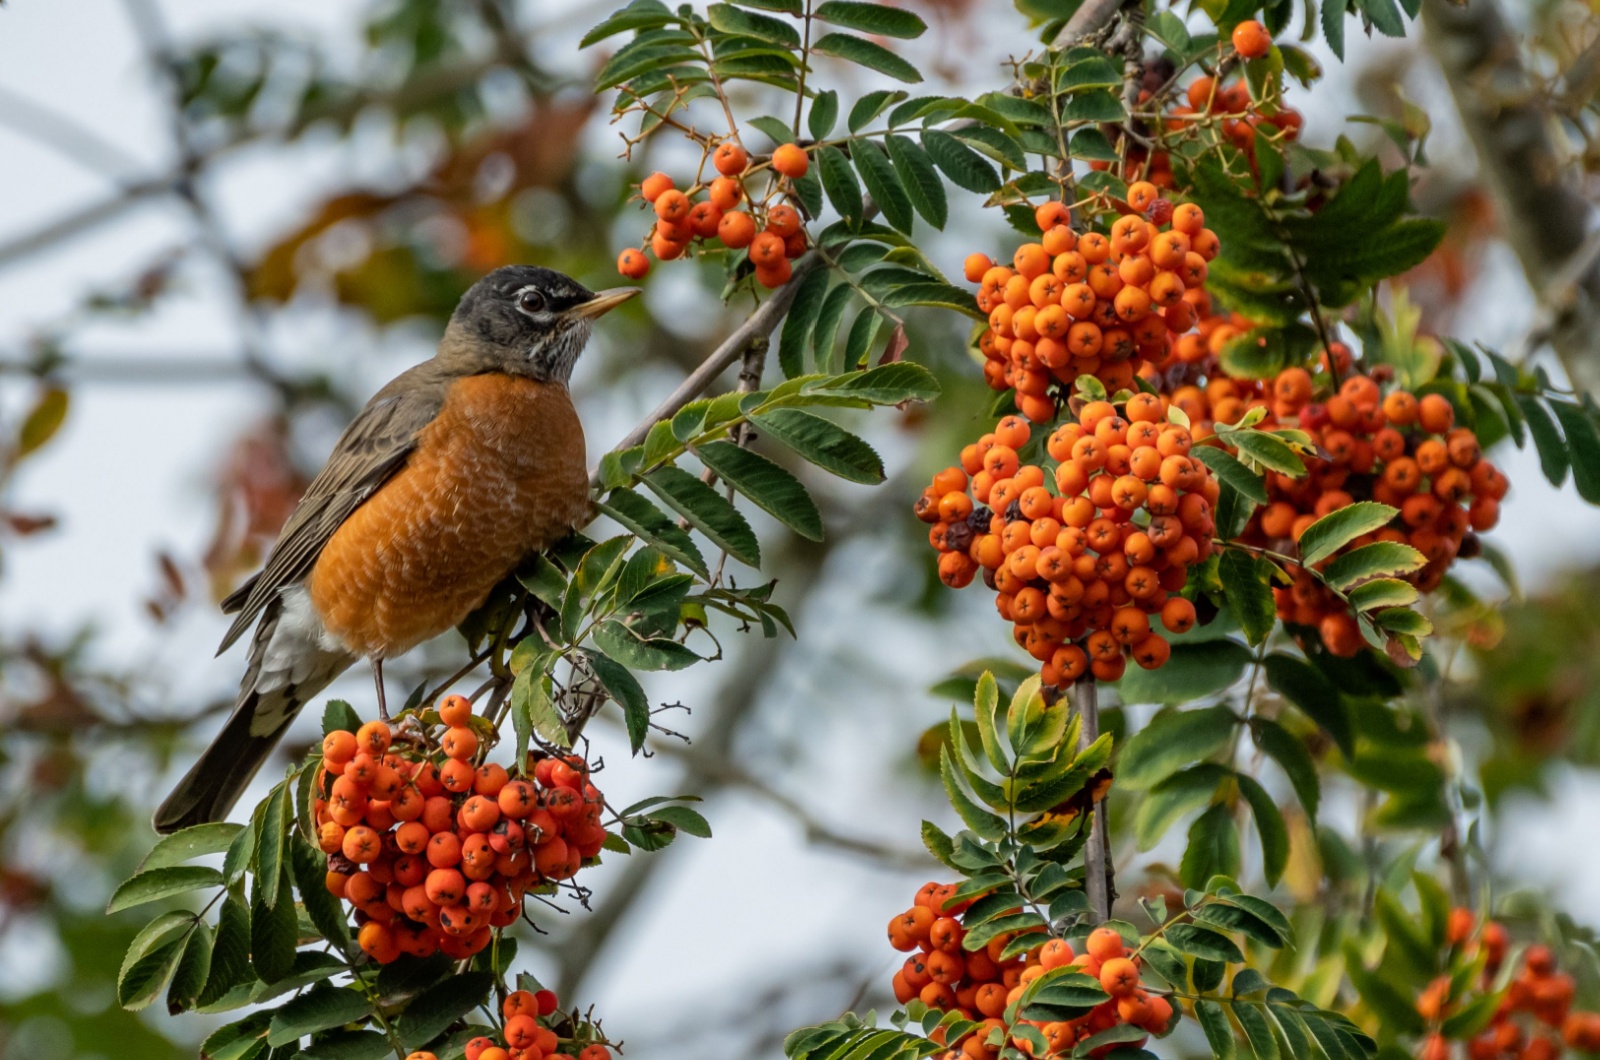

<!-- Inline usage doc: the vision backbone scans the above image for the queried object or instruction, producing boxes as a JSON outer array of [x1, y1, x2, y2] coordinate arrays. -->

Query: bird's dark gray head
[[439, 265, 638, 383]]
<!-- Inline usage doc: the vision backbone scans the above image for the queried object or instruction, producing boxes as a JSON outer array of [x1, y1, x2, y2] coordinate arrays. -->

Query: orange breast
[[308, 373, 588, 658]]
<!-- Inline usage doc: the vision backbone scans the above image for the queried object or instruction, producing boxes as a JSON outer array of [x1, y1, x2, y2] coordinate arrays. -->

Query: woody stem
[[594, 253, 825, 473], [1077, 675, 1114, 923]]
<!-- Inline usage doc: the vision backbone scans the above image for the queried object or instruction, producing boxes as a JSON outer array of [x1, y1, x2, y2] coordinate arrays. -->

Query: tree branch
[[0, 84, 149, 179], [593, 254, 825, 473], [1422, 0, 1600, 396], [1053, 0, 1130, 46], [0, 179, 176, 271], [1075, 676, 1114, 923]]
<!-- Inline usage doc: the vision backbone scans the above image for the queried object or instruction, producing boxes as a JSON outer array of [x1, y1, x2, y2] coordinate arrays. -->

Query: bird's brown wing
[[216, 360, 456, 654]]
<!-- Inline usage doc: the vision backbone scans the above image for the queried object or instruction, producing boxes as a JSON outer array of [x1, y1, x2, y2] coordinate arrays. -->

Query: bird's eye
[[517, 289, 547, 314]]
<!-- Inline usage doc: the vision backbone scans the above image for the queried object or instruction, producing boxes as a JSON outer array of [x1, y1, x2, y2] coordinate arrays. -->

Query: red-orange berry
[[639, 172, 673, 203], [1099, 957, 1141, 997], [717, 210, 756, 249], [766, 204, 802, 238], [437, 694, 472, 727], [441, 726, 478, 761], [653, 189, 690, 223], [713, 141, 748, 176], [771, 143, 809, 178], [1232, 19, 1271, 60], [616, 248, 649, 279], [708, 176, 742, 210], [1086, 926, 1125, 960]]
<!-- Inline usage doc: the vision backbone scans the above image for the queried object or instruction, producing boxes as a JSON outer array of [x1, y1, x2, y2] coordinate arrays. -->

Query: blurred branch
[[0, 11, 567, 277], [1422, 0, 1600, 397], [0, 352, 271, 383], [638, 731, 933, 870], [0, 179, 176, 270], [0, 84, 149, 179]]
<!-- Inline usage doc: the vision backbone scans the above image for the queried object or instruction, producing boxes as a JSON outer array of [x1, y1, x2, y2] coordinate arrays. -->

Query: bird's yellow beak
[[574, 287, 641, 319]]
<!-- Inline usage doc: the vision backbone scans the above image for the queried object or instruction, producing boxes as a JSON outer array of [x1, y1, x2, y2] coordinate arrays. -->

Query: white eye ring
[[517, 288, 547, 314]]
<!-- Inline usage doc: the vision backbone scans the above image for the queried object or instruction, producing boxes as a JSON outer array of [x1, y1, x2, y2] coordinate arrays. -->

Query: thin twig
[[792, 0, 814, 137], [592, 253, 825, 471], [1076, 676, 1113, 923]]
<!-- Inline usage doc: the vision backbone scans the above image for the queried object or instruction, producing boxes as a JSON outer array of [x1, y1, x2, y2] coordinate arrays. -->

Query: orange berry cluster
[[617, 140, 811, 287], [400, 987, 609, 1060], [1415, 911, 1600, 1059], [918, 403, 1216, 686], [1087, 47, 1303, 192], [1166, 68, 1305, 155], [887, 882, 1172, 1059], [315, 694, 610, 966], [965, 193, 1224, 422], [1171, 302, 1259, 369], [1240, 367, 1505, 656]]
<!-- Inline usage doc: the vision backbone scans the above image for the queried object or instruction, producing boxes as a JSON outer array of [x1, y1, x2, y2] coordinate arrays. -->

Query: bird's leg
[[372, 656, 389, 720]]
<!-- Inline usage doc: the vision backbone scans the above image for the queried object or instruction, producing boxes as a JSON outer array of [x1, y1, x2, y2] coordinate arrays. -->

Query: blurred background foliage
[[3, 0, 1600, 1057]]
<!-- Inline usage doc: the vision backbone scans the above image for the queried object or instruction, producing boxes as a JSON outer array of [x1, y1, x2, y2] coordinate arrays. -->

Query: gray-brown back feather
[[216, 361, 457, 655]]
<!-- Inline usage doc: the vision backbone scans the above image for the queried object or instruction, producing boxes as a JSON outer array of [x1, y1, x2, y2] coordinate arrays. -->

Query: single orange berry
[[717, 210, 756, 249], [772, 143, 809, 178], [706, 178, 741, 213], [713, 141, 749, 176], [437, 694, 472, 727], [1086, 926, 1125, 960], [1126, 181, 1159, 213], [1034, 201, 1071, 231], [441, 726, 478, 761], [355, 720, 391, 756], [683, 201, 719, 239], [1419, 392, 1456, 433], [1232, 19, 1271, 60], [1099, 957, 1141, 997], [651, 232, 686, 261], [755, 258, 793, 288], [750, 231, 787, 267], [766, 204, 802, 238], [322, 729, 357, 766], [653, 189, 690, 222], [639, 172, 673, 203], [616, 248, 649, 279]]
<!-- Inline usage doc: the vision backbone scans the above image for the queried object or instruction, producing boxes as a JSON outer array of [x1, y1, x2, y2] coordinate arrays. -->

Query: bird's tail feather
[[154, 590, 355, 834], [152, 691, 298, 834]]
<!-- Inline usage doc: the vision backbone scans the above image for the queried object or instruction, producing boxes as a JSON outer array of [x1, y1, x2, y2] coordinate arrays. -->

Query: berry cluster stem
[[1076, 676, 1114, 924]]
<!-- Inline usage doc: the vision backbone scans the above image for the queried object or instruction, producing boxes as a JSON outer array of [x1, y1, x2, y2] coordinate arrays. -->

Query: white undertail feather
[[249, 585, 355, 736], [151, 587, 358, 833]]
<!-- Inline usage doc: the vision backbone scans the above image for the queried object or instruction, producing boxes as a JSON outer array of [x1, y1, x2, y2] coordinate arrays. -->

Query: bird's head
[[439, 265, 639, 383]]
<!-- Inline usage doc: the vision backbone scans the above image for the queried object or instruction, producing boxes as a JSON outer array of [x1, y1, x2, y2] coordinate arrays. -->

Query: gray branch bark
[[1422, 0, 1600, 397]]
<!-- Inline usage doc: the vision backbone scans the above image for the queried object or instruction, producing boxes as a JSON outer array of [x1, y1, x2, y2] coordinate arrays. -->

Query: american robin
[[153, 265, 638, 834]]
